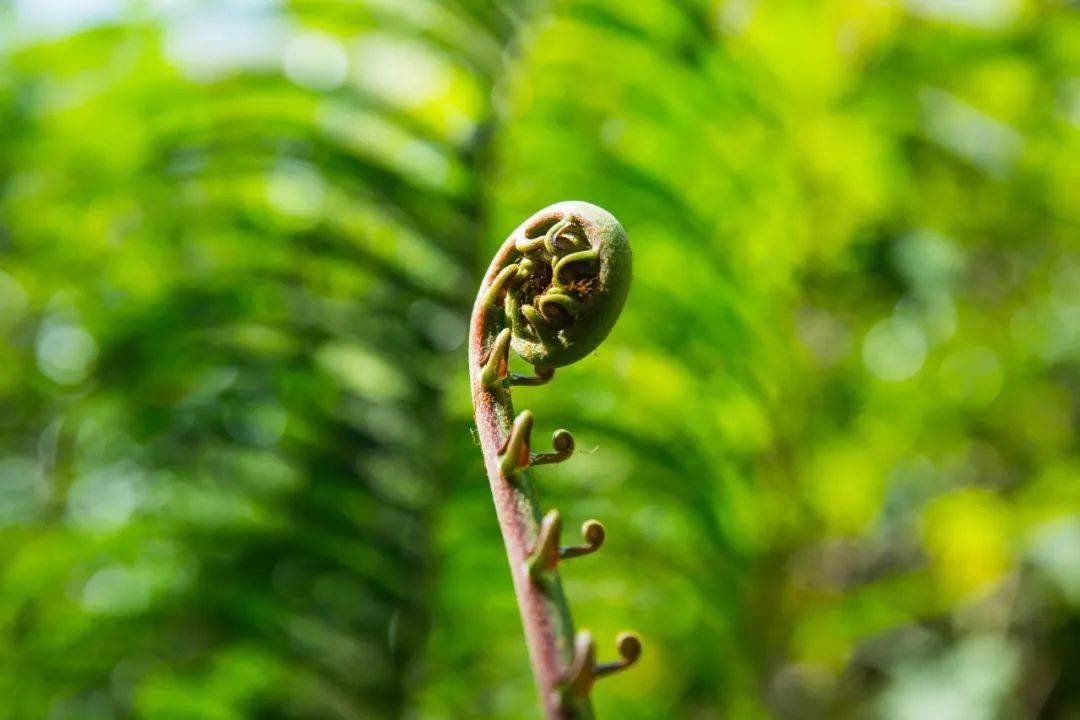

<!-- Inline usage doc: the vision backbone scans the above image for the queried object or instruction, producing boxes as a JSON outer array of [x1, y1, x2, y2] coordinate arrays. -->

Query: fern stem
[[469, 237, 588, 719], [468, 201, 635, 719]]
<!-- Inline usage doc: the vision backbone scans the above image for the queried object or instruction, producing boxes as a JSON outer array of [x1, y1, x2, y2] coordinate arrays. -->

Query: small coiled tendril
[[558, 631, 642, 713], [469, 201, 637, 719]]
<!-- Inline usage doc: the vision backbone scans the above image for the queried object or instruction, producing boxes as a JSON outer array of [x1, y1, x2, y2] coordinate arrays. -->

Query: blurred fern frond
[[0, 3, 518, 718]]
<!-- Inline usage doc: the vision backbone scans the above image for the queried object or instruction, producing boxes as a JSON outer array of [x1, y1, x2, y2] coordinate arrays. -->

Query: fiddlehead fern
[[468, 201, 638, 719]]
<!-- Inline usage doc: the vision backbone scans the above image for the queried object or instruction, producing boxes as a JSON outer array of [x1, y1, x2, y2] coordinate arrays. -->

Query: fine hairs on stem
[[467, 201, 638, 719]]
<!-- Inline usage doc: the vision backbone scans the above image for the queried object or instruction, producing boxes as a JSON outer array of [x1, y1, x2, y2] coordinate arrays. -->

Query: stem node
[[499, 410, 534, 477], [481, 328, 512, 389], [557, 631, 643, 712], [527, 510, 562, 581]]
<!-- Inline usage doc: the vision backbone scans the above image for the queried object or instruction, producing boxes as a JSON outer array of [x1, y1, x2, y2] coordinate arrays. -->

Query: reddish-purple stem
[[468, 236, 591, 720]]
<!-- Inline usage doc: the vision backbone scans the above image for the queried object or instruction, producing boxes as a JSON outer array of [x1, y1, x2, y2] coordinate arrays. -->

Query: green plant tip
[[506, 201, 631, 368]]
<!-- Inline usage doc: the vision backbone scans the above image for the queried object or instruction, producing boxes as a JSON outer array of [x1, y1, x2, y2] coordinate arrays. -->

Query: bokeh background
[[1, 0, 1077, 718]]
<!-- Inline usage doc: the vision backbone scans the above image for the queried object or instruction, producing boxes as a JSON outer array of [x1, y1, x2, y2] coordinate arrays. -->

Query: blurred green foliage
[[0, 0, 1077, 719]]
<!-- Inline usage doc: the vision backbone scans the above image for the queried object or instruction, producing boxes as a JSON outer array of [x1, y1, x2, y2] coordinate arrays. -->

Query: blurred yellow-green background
[[1, 0, 1077, 718]]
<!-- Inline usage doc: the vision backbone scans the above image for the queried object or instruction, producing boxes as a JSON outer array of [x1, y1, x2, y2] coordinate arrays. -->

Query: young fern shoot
[[468, 201, 638, 719]]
